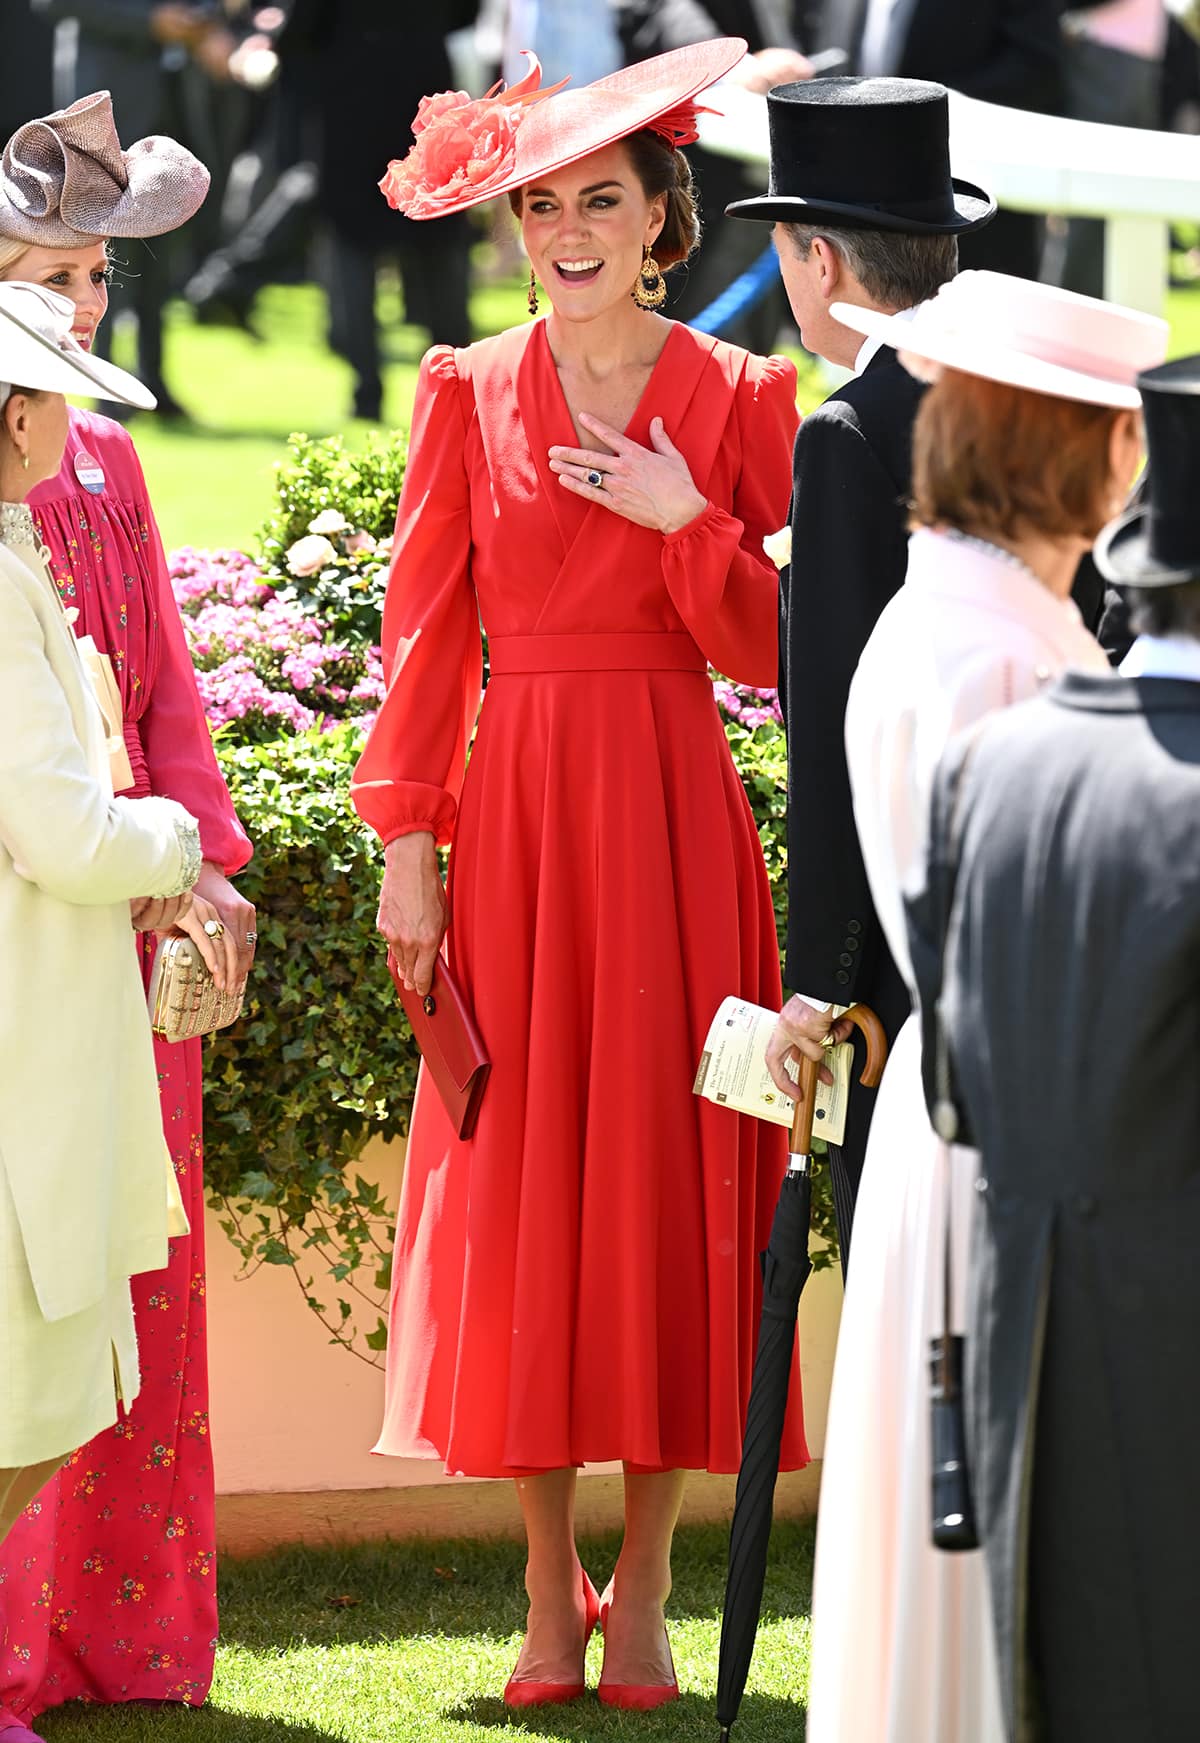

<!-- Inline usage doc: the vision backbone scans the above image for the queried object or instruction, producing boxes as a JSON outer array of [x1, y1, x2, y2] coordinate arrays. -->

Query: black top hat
[[725, 76, 995, 235], [1096, 355, 1200, 589]]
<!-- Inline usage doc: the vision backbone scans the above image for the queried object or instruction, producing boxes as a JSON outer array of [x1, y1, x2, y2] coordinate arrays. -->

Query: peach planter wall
[[207, 1136, 843, 1553]]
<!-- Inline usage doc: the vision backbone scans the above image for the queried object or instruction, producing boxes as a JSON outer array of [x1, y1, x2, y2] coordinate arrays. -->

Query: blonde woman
[[0, 96, 252, 1735]]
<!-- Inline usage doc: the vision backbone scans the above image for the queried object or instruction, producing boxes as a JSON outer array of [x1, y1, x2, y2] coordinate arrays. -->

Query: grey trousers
[[1055, 36, 1162, 299]]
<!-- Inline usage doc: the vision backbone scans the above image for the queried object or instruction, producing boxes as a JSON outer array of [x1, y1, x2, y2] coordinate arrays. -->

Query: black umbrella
[[717, 1002, 889, 1742]]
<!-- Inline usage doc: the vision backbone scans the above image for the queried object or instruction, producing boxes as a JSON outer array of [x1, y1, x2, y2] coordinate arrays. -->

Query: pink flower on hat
[[379, 55, 567, 220]]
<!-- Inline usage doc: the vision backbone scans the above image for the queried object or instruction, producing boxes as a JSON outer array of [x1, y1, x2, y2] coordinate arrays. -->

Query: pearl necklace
[[942, 526, 1044, 590]]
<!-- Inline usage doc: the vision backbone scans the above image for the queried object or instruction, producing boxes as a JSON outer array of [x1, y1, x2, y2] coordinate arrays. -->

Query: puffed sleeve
[[126, 435, 252, 875], [351, 346, 483, 847], [659, 352, 797, 687], [0, 560, 201, 906]]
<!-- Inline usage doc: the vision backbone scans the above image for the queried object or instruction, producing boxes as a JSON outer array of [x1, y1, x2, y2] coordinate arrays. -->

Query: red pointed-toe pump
[[502, 1568, 601, 1709]]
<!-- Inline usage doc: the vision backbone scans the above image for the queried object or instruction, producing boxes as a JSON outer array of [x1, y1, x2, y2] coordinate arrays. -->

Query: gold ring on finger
[[204, 919, 226, 940]]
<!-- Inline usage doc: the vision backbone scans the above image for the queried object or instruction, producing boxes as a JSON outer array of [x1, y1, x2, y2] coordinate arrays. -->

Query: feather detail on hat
[[643, 100, 714, 150], [379, 54, 568, 220]]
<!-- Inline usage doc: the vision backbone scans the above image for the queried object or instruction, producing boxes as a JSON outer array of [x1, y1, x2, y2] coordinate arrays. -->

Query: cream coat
[[0, 525, 196, 1334]]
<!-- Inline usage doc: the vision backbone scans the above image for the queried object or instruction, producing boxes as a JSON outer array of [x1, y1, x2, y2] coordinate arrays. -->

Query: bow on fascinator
[[0, 92, 210, 246]]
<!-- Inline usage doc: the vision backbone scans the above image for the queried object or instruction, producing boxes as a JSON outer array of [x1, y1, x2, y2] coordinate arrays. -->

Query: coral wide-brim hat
[[0, 281, 155, 408], [0, 91, 210, 247], [379, 39, 748, 221], [833, 271, 1168, 410]]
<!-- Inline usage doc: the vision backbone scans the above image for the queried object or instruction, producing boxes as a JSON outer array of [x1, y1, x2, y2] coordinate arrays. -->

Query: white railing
[[699, 86, 1200, 316]]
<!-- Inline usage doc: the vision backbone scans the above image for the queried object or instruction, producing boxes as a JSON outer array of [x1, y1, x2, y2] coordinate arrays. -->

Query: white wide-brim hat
[[833, 271, 1168, 409], [0, 281, 155, 409]]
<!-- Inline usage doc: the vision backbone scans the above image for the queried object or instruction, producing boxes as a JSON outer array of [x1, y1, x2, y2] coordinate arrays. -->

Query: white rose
[[286, 533, 338, 577], [763, 525, 792, 570], [307, 509, 349, 536]]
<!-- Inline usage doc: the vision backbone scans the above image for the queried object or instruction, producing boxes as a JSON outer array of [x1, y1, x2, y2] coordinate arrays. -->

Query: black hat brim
[[1095, 505, 1200, 590], [724, 178, 996, 235]]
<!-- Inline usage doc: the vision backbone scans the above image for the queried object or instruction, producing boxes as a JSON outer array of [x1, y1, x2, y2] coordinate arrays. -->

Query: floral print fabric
[[0, 1016, 217, 1719]]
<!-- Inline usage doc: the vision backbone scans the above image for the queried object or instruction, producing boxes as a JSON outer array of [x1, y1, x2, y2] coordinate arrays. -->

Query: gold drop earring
[[21, 451, 28, 470], [631, 244, 667, 311], [527, 265, 539, 317]]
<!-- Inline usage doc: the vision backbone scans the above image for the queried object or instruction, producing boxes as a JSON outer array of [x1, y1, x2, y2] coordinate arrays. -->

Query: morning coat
[[911, 671, 1200, 1743], [781, 345, 919, 1246], [783, 343, 1120, 1251]]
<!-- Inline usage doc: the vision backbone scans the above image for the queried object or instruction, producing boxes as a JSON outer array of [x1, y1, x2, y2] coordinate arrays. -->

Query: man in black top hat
[[812, 0, 1062, 279], [729, 76, 995, 1267], [908, 353, 1200, 1743]]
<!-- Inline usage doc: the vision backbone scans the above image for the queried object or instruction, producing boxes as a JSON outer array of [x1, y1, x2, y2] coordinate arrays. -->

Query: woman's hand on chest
[[548, 413, 707, 536]]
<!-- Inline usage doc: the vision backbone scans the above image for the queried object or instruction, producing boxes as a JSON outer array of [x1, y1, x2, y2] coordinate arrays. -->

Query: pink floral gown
[[0, 410, 251, 1725]]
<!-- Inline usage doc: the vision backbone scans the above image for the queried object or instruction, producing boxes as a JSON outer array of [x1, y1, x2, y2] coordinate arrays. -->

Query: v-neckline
[[538, 317, 682, 453]]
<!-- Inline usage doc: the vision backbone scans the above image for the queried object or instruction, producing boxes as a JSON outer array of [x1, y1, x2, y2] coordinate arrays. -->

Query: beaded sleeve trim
[[157, 810, 203, 898], [0, 501, 38, 548]]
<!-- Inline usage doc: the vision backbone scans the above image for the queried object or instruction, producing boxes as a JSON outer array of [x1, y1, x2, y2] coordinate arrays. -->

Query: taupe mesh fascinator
[[0, 91, 210, 246]]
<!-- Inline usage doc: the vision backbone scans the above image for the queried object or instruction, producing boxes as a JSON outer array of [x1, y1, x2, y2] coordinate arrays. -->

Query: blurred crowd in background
[[6, 0, 1200, 421]]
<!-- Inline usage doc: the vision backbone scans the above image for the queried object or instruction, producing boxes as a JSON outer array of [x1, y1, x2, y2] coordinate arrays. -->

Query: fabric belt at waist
[[488, 632, 707, 675]]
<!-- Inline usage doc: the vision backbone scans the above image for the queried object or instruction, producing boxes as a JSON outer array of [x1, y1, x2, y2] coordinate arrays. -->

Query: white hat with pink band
[[833, 270, 1169, 408]]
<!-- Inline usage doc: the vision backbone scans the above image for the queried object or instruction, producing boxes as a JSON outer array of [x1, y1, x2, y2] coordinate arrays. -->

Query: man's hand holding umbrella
[[764, 997, 857, 1101]]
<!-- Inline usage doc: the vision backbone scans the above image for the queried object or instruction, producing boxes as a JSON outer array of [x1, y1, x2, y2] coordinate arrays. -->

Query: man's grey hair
[[780, 222, 958, 311], [1129, 580, 1200, 640]]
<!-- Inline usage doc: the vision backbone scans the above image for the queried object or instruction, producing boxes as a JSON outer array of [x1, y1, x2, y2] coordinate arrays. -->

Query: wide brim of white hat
[[0, 288, 154, 409], [831, 300, 1145, 409]]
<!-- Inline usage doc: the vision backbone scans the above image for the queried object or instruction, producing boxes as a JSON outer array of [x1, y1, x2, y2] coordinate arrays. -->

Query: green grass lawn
[[125, 274, 1200, 558], [36, 1522, 815, 1742], [114, 272, 539, 553]]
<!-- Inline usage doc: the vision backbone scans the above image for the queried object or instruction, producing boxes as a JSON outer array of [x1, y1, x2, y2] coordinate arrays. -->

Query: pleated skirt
[[375, 665, 809, 1478]]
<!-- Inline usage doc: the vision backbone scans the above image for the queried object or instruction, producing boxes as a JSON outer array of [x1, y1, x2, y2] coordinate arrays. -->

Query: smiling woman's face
[[0, 241, 110, 350], [518, 142, 666, 325]]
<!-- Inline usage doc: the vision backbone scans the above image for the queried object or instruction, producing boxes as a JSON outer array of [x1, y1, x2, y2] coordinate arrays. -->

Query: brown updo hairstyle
[[912, 368, 1124, 544], [509, 130, 701, 268]]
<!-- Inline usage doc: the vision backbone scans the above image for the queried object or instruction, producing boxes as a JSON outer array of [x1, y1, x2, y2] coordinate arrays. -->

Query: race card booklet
[[694, 996, 851, 1146]]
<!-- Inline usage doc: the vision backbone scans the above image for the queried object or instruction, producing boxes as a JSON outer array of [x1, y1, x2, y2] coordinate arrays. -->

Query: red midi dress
[[352, 320, 809, 1478], [0, 410, 251, 1725]]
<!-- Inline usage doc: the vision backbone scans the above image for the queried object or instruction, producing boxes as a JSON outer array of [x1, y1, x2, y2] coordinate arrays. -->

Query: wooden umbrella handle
[[843, 1001, 889, 1088], [788, 1001, 891, 1155], [789, 1051, 822, 1156]]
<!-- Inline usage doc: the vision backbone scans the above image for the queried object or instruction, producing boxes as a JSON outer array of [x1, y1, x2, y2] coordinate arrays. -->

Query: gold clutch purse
[[148, 936, 246, 1043]]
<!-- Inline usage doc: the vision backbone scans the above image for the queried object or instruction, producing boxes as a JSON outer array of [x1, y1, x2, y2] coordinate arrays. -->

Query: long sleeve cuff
[[350, 777, 457, 848], [662, 500, 728, 546]]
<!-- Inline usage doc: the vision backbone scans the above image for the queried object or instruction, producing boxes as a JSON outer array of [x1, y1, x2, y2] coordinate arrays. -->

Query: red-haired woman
[[770, 271, 1165, 1743]]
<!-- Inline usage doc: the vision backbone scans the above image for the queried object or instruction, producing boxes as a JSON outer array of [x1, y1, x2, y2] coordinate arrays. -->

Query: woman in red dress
[[0, 97, 253, 1741], [353, 41, 806, 1710]]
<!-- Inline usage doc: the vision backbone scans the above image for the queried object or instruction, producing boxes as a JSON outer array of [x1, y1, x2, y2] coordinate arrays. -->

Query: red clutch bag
[[387, 952, 491, 1140]]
